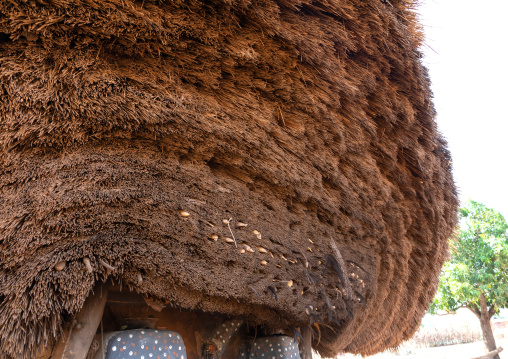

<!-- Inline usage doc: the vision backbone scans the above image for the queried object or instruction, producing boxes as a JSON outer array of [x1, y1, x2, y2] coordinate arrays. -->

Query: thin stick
[[101, 319, 104, 359], [83, 257, 93, 273], [99, 258, 116, 271], [226, 218, 237, 247], [278, 106, 286, 126], [330, 239, 354, 300]]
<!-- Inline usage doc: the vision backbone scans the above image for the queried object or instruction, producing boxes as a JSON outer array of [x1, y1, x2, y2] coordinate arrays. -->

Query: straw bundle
[[0, 0, 457, 358]]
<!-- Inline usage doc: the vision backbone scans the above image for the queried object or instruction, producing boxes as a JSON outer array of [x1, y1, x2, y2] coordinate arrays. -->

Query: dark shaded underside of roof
[[0, 0, 457, 358]]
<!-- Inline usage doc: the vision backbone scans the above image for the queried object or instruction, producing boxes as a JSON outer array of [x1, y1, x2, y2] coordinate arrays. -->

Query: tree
[[430, 200, 508, 358]]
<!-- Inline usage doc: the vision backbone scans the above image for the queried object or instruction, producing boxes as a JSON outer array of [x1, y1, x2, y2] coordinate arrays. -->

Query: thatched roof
[[0, 0, 457, 358]]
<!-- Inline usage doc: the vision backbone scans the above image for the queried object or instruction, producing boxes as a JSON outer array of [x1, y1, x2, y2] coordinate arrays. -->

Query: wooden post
[[301, 326, 312, 359], [51, 284, 109, 359], [200, 319, 244, 358]]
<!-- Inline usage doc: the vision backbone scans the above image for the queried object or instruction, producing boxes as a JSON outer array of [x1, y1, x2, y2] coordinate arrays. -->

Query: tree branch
[[470, 346, 503, 359], [433, 306, 471, 316], [488, 304, 497, 319], [467, 304, 481, 319]]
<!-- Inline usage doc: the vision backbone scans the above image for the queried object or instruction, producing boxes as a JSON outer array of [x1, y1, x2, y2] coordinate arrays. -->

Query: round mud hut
[[0, 0, 457, 358]]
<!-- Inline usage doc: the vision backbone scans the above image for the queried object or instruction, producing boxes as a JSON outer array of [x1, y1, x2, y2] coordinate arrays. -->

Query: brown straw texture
[[0, 0, 457, 357]]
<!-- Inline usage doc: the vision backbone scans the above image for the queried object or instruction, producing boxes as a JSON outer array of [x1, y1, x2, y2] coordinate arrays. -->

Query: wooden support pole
[[300, 326, 312, 359], [200, 319, 244, 358], [51, 284, 109, 359]]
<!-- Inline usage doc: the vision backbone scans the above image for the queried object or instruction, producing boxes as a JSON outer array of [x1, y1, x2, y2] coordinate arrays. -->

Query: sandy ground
[[336, 338, 507, 359]]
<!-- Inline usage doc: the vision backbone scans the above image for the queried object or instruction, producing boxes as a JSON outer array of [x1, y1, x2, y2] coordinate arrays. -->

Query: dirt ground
[[336, 338, 507, 358]]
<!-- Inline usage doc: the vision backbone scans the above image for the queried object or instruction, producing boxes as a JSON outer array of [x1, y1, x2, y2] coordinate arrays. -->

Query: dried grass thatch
[[0, 0, 457, 358]]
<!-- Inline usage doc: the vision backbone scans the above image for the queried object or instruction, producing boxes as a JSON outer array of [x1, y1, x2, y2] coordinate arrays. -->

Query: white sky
[[418, 0, 508, 219]]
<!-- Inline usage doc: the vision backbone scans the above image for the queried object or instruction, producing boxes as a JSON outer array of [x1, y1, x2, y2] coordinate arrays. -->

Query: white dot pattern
[[210, 320, 243, 353], [248, 336, 300, 359], [105, 329, 187, 359]]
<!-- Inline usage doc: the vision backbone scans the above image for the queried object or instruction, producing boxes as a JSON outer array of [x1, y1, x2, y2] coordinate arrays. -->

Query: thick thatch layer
[[0, 0, 457, 358]]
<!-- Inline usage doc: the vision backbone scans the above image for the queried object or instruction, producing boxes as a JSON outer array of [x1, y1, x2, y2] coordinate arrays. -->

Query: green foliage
[[430, 200, 508, 314]]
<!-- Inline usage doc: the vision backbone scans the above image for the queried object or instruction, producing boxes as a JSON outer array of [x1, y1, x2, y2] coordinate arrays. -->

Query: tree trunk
[[478, 293, 499, 359]]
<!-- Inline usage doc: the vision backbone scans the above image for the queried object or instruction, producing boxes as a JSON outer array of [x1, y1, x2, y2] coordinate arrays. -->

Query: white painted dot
[[112, 346, 117, 351], [164, 354, 167, 358], [141, 331, 145, 334], [159, 347, 162, 351], [141, 357, 145, 359], [169, 334, 172, 337], [155, 340, 158, 344], [155, 330, 158, 333], [179, 346, 182, 350], [129, 351, 133, 356], [279, 349, 281, 352], [123, 346, 127, 350], [129, 334, 133, 338], [169, 346, 172, 349], [117, 337, 122, 342], [149, 354, 153, 358], [141, 345, 145, 349]]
